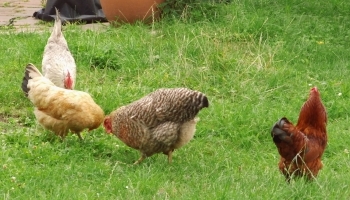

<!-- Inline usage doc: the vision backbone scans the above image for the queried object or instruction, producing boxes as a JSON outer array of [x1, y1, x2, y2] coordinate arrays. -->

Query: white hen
[[42, 8, 76, 89]]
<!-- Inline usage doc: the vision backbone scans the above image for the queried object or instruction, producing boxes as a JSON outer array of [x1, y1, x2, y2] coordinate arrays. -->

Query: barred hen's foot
[[133, 155, 146, 165]]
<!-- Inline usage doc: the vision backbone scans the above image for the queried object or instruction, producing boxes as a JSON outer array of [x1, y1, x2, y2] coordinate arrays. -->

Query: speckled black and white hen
[[103, 88, 209, 164]]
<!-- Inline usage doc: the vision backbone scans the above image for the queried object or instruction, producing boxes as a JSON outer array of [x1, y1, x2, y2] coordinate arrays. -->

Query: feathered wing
[[150, 88, 209, 122], [125, 88, 208, 123], [22, 64, 104, 139], [34, 109, 69, 137], [42, 8, 76, 89], [271, 87, 327, 180], [148, 88, 208, 158]]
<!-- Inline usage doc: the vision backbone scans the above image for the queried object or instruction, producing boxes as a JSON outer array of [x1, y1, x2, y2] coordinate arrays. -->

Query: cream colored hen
[[42, 8, 76, 89], [104, 88, 209, 164], [21, 63, 104, 139]]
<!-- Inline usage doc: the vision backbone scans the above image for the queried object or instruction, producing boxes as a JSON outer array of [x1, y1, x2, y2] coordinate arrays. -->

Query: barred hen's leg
[[167, 150, 174, 163], [133, 153, 146, 165]]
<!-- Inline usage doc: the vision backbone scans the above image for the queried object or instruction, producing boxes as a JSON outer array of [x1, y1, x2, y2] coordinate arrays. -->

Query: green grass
[[1, 0, 350, 199]]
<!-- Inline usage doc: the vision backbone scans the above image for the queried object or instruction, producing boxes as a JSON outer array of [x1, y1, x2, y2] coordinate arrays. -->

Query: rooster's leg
[[133, 153, 146, 165]]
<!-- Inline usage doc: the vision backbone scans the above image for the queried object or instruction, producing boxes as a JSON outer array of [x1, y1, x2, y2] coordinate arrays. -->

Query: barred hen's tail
[[199, 93, 209, 109], [21, 63, 43, 97], [187, 89, 209, 116], [149, 88, 209, 123]]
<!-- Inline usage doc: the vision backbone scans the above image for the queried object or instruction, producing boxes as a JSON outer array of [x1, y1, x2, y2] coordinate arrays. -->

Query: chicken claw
[[133, 154, 146, 165]]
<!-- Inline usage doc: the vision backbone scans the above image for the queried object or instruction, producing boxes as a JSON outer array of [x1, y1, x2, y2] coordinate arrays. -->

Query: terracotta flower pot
[[100, 0, 165, 24]]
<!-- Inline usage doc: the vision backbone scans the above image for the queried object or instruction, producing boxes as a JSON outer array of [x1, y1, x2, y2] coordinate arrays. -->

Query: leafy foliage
[[90, 48, 121, 70]]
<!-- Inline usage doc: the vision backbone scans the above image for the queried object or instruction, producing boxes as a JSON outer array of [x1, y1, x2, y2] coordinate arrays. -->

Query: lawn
[[1, 0, 350, 199]]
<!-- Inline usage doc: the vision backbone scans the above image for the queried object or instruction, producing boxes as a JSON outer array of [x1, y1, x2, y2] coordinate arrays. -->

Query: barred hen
[[271, 87, 327, 181], [21, 63, 104, 140], [103, 88, 209, 164], [42, 8, 76, 89]]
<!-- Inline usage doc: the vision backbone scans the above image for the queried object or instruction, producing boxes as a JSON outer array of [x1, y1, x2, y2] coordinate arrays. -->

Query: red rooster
[[271, 87, 327, 181]]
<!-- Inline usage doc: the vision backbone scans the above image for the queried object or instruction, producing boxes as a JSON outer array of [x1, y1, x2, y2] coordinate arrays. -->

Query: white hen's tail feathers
[[21, 63, 43, 97], [52, 8, 62, 39]]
